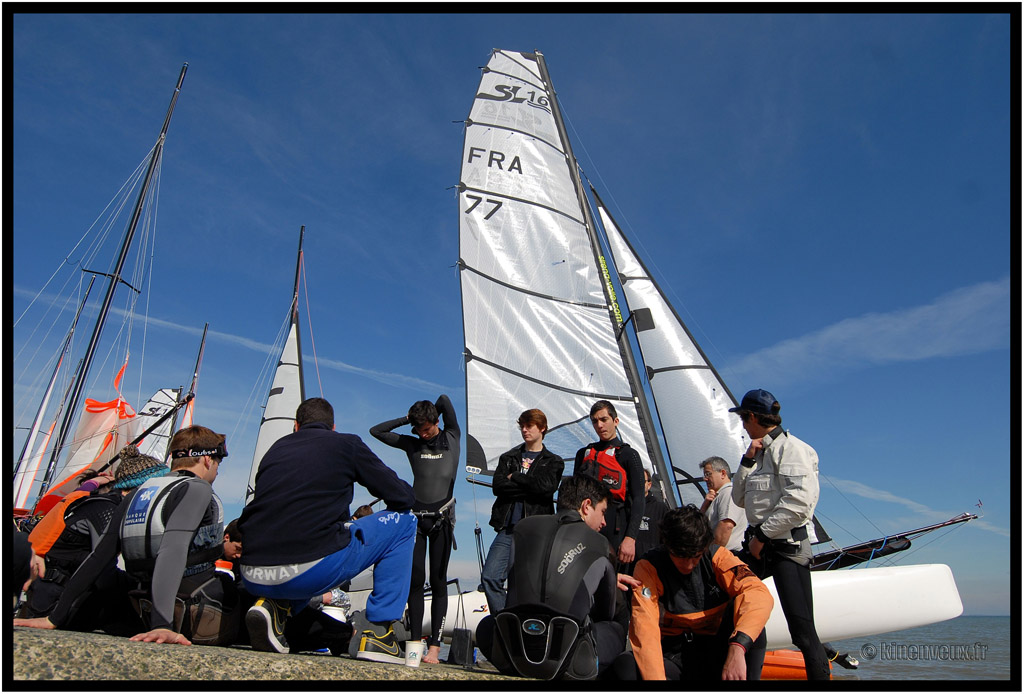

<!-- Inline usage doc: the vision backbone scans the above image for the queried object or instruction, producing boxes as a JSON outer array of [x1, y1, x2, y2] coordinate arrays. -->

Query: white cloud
[[825, 476, 1009, 538], [727, 276, 1010, 386]]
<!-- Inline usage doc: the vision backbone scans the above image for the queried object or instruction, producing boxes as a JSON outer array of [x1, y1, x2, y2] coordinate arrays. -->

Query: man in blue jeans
[[481, 408, 563, 614], [238, 397, 416, 663]]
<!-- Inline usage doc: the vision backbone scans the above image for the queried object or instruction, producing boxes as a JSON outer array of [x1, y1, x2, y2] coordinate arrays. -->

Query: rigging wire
[[300, 254, 324, 398], [14, 151, 153, 329]]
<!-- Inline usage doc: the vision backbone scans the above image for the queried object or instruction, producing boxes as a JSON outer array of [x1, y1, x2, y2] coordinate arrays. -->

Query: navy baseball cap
[[729, 389, 778, 415]]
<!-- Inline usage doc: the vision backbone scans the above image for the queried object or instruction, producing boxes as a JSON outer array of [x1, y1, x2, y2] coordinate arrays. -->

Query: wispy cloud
[[825, 475, 1009, 538], [14, 286, 455, 394], [727, 277, 1010, 387]]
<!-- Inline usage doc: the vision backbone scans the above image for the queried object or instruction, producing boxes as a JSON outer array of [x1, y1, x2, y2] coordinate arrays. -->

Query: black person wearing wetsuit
[[370, 393, 460, 663]]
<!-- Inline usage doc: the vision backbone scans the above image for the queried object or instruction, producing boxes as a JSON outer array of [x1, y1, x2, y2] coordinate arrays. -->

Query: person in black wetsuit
[[370, 393, 460, 664], [476, 475, 641, 679], [15, 427, 235, 646], [16, 445, 167, 633]]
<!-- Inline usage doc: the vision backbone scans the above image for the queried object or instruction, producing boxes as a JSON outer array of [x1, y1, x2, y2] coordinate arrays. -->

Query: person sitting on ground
[[15, 428, 235, 647], [369, 394, 460, 664], [612, 505, 773, 681], [481, 408, 564, 614], [239, 397, 416, 663], [699, 456, 746, 553], [17, 446, 165, 631], [476, 475, 642, 680]]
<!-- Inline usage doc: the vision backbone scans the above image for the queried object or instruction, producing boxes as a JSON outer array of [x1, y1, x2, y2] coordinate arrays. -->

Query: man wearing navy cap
[[729, 389, 830, 680]]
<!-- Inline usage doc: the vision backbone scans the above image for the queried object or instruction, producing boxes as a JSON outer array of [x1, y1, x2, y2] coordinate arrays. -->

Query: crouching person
[[612, 505, 772, 680], [238, 397, 417, 662], [476, 475, 641, 680]]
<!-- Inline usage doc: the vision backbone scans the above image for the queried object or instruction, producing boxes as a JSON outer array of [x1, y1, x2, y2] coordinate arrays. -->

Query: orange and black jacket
[[630, 545, 774, 680]]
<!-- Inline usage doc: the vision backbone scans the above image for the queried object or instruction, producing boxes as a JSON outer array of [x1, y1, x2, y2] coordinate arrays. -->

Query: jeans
[[242, 510, 417, 624], [481, 528, 514, 614]]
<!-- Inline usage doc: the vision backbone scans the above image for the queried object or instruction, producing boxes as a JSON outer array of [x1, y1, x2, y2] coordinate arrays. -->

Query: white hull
[[346, 563, 961, 648], [347, 586, 490, 641], [763, 563, 962, 650]]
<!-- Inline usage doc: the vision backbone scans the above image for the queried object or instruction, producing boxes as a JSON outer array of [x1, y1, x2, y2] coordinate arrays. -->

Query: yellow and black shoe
[[246, 597, 291, 653], [356, 624, 404, 664]]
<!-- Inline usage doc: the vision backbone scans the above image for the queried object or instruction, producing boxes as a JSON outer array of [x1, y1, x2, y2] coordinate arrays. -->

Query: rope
[[300, 253, 324, 397]]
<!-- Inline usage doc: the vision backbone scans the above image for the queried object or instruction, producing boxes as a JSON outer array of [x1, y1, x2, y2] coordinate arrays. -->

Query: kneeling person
[[476, 475, 640, 680], [613, 506, 772, 680]]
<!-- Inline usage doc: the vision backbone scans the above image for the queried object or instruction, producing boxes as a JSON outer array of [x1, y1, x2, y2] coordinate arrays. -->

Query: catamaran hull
[[344, 563, 960, 647], [762, 563, 962, 650]]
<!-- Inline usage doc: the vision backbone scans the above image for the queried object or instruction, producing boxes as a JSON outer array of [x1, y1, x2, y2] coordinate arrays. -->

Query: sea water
[[827, 615, 1011, 680], [459, 616, 1012, 680]]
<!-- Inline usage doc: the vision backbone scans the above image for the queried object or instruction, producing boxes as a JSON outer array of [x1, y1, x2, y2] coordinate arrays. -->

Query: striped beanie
[[113, 444, 169, 490]]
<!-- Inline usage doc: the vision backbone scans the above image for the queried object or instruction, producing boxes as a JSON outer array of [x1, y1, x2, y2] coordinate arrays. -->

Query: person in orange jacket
[[612, 505, 773, 681]]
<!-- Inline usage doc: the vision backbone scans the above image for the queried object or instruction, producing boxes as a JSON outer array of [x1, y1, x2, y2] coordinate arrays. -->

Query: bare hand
[[744, 438, 764, 459], [618, 536, 636, 564], [27, 553, 45, 590], [721, 643, 747, 680], [748, 536, 764, 561], [616, 573, 642, 591], [129, 628, 192, 645], [704, 488, 717, 503], [14, 616, 55, 630]]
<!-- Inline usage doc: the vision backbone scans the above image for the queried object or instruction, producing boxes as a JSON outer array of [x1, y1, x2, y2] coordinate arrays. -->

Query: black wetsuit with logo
[[370, 394, 460, 647]]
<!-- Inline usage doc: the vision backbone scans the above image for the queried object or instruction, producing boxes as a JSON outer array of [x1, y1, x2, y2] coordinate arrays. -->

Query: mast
[[533, 51, 676, 506], [13, 275, 95, 503], [245, 226, 306, 503], [38, 63, 188, 496], [177, 322, 209, 432]]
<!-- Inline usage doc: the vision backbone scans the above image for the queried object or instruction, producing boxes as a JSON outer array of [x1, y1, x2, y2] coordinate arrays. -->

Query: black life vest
[[578, 444, 630, 503]]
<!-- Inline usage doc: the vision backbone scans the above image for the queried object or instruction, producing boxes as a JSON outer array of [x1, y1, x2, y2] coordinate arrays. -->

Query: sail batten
[[459, 49, 669, 482]]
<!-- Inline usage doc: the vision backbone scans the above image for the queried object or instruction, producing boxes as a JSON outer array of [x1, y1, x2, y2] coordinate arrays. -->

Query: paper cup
[[405, 640, 426, 667]]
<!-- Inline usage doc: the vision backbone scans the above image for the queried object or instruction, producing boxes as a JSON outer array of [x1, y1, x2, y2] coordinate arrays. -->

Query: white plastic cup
[[405, 640, 426, 667]]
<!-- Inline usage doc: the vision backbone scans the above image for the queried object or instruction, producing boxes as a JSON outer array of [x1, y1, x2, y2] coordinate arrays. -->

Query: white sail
[[246, 319, 303, 502], [245, 230, 306, 504], [595, 194, 748, 505], [133, 388, 182, 463], [459, 49, 653, 476]]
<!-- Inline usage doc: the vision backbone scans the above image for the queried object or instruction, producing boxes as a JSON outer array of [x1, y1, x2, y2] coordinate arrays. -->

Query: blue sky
[[11, 13, 1013, 616]]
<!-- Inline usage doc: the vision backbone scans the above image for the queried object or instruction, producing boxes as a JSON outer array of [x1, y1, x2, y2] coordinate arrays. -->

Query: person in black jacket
[[239, 398, 416, 663], [625, 468, 670, 574], [481, 408, 564, 614]]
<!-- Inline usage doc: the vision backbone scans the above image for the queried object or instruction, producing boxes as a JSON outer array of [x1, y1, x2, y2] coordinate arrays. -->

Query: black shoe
[[356, 624, 404, 664], [246, 597, 291, 653]]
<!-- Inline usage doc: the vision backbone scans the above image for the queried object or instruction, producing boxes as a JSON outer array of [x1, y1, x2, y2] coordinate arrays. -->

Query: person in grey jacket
[[481, 408, 564, 613], [730, 389, 829, 680]]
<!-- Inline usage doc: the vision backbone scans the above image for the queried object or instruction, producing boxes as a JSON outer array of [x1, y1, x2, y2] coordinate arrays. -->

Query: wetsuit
[[614, 546, 772, 680], [732, 426, 830, 680], [370, 394, 460, 647], [477, 509, 624, 678], [481, 442, 564, 613], [626, 490, 669, 574], [47, 470, 229, 642], [20, 491, 122, 621], [573, 437, 645, 560]]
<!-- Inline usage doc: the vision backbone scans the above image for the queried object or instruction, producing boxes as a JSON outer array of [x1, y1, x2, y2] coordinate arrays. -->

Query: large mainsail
[[245, 228, 306, 503], [458, 49, 665, 485], [593, 189, 748, 505]]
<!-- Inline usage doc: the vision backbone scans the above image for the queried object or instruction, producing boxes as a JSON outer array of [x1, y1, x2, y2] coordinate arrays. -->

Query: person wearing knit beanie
[[112, 444, 169, 491]]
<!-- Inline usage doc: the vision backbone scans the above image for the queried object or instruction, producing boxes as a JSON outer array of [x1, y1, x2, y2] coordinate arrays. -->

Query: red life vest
[[579, 444, 629, 503]]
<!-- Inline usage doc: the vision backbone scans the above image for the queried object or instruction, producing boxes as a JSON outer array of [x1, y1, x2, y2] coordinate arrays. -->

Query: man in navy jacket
[[238, 397, 416, 664]]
